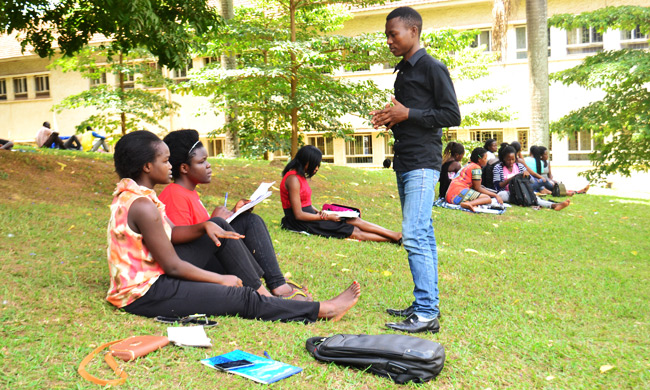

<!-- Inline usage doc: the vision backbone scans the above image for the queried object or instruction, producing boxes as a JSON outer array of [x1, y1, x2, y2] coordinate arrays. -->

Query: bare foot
[[460, 202, 476, 212], [540, 188, 552, 195], [318, 281, 361, 322], [578, 184, 590, 194], [551, 199, 571, 211], [393, 232, 403, 244], [272, 284, 313, 301]]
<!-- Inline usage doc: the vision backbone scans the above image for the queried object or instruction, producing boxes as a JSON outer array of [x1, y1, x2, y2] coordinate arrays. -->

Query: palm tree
[[493, 0, 549, 148], [219, 0, 240, 157]]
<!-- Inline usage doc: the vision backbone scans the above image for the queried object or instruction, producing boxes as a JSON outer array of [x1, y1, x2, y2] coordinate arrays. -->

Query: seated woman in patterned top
[[445, 147, 502, 212]]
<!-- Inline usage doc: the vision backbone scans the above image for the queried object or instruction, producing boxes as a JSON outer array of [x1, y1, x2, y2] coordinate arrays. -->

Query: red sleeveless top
[[280, 170, 312, 209]]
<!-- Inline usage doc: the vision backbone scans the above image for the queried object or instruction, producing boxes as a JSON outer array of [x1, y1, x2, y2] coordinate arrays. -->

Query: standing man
[[371, 7, 461, 333]]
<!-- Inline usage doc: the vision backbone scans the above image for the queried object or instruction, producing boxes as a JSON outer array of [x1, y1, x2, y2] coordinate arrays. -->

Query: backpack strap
[[78, 339, 128, 386]]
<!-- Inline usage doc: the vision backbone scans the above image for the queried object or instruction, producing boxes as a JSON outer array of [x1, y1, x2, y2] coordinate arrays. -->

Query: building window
[[171, 60, 193, 80], [515, 26, 551, 59], [204, 57, 219, 66], [90, 72, 107, 87], [117, 67, 135, 88], [621, 25, 649, 49], [346, 134, 373, 164], [34, 75, 50, 97], [307, 135, 334, 163], [0, 79, 6, 100], [567, 27, 603, 54], [206, 138, 224, 157], [470, 30, 491, 52], [383, 134, 394, 157], [444, 129, 458, 141], [469, 129, 503, 145], [567, 130, 595, 161], [13, 77, 28, 99], [517, 129, 529, 152], [343, 50, 371, 73]]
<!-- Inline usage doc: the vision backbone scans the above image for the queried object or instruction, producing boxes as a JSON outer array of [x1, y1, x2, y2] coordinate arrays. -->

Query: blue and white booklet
[[201, 349, 302, 384]]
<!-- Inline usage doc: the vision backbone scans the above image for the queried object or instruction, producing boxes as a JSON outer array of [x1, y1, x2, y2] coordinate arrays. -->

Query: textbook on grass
[[201, 349, 302, 384]]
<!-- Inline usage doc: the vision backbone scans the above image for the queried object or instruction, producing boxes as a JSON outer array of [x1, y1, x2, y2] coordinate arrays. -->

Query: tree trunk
[[289, 0, 299, 158], [526, 0, 549, 148], [119, 53, 126, 135], [219, 0, 240, 157]]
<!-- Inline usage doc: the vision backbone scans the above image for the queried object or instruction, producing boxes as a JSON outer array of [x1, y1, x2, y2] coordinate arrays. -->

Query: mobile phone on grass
[[214, 359, 255, 371]]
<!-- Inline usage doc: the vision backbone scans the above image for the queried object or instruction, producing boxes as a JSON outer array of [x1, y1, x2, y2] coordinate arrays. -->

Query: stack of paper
[[226, 182, 275, 223], [321, 209, 360, 219], [167, 326, 212, 347]]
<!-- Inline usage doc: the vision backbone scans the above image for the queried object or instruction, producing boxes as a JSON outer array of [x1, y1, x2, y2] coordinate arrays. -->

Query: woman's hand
[[233, 199, 251, 212], [322, 212, 340, 222], [211, 206, 233, 219], [522, 171, 530, 178], [494, 194, 503, 204], [218, 274, 243, 287], [204, 221, 245, 247]]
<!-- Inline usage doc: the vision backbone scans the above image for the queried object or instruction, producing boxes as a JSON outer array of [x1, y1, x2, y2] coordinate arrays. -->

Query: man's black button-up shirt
[[392, 48, 461, 172]]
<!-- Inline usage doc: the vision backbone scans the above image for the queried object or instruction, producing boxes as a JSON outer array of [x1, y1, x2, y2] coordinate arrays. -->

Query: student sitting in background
[[280, 145, 402, 243], [159, 129, 311, 301], [527, 145, 589, 196], [493, 144, 570, 211], [445, 147, 502, 212], [484, 138, 498, 163], [107, 130, 360, 322], [438, 141, 464, 200], [0, 138, 13, 150], [510, 141, 551, 194]]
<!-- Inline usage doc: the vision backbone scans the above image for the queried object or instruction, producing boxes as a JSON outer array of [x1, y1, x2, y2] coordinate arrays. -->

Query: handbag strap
[[78, 339, 128, 386]]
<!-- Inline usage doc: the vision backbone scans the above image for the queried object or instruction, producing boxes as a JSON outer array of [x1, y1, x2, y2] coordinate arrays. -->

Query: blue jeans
[[530, 177, 553, 192], [396, 168, 440, 319]]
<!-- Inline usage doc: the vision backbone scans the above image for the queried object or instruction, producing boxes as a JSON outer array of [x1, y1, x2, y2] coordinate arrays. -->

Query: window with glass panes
[[383, 134, 394, 157], [517, 129, 529, 152], [34, 75, 50, 97], [206, 139, 224, 157], [621, 25, 649, 49], [567, 130, 595, 161], [0, 79, 6, 100], [346, 134, 373, 164], [444, 129, 458, 141], [470, 30, 491, 52], [567, 27, 603, 54], [515, 26, 551, 59], [13, 77, 27, 99], [90, 71, 107, 87], [469, 129, 503, 145], [307, 135, 334, 163]]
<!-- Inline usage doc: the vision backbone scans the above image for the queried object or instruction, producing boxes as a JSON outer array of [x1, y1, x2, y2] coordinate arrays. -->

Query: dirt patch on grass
[[0, 151, 116, 205]]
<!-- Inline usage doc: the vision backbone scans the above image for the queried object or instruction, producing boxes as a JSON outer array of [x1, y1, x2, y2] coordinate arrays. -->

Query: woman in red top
[[159, 130, 311, 301], [446, 147, 503, 212], [280, 145, 401, 242]]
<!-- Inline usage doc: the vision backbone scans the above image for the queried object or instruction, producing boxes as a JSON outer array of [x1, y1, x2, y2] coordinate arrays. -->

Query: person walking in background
[[370, 6, 461, 333]]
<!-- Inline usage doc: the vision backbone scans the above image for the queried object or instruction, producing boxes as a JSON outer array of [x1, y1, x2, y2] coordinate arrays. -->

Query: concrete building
[[1, 0, 648, 170]]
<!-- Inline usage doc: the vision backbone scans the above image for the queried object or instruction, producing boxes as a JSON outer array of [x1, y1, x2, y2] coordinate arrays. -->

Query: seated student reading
[[159, 129, 311, 301], [492, 144, 570, 211], [445, 147, 502, 212], [107, 130, 360, 322], [280, 145, 402, 243], [438, 141, 464, 200], [510, 141, 551, 195]]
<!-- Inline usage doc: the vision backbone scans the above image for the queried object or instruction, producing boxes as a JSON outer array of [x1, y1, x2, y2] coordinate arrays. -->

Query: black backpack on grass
[[481, 161, 497, 191], [306, 334, 445, 384], [509, 173, 538, 206]]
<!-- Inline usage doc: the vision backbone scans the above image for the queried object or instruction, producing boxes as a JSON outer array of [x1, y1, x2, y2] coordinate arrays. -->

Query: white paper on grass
[[167, 326, 212, 347]]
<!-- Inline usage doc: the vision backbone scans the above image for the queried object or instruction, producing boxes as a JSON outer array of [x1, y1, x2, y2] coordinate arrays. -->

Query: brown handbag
[[78, 336, 169, 386]]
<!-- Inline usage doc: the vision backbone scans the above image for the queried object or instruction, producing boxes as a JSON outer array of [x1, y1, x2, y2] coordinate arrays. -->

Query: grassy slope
[[0, 149, 648, 389]]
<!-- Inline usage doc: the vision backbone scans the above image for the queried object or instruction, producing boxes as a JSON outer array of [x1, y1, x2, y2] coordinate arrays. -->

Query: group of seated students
[[108, 130, 362, 325], [439, 140, 573, 212]]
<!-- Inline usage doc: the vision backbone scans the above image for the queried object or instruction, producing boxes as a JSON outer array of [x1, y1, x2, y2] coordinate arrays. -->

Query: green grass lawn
[[0, 148, 648, 389]]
